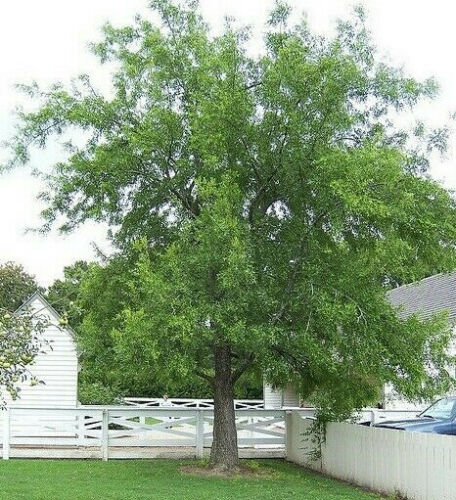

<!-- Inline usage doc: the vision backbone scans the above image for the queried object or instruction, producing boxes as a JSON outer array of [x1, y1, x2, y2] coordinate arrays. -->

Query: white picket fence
[[286, 411, 456, 500], [0, 406, 286, 460]]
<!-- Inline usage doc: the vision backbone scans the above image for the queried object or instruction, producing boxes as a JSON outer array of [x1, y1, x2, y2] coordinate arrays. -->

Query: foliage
[[46, 260, 90, 327], [0, 308, 47, 404], [75, 251, 262, 399], [77, 381, 119, 405], [0, 261, 46, 403], [0, 262, 38, 311], [45, 254, 253, 400], [5, 0, 456, 456]]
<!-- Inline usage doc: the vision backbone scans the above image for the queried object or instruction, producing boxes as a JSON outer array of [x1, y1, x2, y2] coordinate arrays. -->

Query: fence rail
[[123, 397, 265, 409], [123, 398, 420, 421], [355, 408, 419, 425], [0, 406, 285, 460]]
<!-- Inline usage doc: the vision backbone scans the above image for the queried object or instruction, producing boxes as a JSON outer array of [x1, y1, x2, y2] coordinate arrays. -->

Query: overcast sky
[[1, 0, 456, 285]]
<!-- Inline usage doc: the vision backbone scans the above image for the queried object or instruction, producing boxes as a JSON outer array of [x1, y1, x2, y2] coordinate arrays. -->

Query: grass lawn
[[0, 459, 381, 500]]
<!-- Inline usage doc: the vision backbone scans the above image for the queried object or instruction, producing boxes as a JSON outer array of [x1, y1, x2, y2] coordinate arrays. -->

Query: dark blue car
[[374, 397, 456, 434]]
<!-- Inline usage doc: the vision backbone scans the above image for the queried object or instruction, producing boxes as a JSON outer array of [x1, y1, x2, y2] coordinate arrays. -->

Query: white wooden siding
[[282, 384, 299, 407], [263, 383, 283, 409], [6, 295, 78, 408], [263, 383, 299, 408]]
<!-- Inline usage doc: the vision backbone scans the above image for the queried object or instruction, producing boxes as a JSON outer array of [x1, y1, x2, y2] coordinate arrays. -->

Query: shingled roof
[[387, 272, 456, 322]]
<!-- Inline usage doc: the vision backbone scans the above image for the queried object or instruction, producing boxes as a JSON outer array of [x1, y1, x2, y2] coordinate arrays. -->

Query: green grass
[[0, 459, 381, 499], [131, 416, 160, 425]]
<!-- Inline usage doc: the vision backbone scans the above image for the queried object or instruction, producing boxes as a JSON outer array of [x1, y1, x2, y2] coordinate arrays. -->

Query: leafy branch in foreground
[[0, 309, 48, 405]]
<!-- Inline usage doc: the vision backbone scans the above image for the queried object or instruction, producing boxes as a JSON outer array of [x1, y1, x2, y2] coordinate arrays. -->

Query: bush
[[78, 382, 120, 405]]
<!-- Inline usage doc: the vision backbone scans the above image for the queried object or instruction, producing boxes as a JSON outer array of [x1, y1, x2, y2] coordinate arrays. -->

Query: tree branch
[[273, 209, 329, 324], [231, 353, 255, 384], [195, 369, 214, 387], [244, 81, 263, 91], [271, 345, 309, 370]]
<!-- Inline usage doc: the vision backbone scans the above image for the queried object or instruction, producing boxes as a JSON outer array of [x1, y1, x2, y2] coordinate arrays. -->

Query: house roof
[[15, 290, 77, 338], [387, 272, 456, 322]]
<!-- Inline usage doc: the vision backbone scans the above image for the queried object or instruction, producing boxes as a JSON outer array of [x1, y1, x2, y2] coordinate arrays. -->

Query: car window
[[420, 398, 456, 419]]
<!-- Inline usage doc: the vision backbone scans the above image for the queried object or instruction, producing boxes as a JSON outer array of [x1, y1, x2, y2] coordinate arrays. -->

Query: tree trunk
[[209, 344, 239, 471]]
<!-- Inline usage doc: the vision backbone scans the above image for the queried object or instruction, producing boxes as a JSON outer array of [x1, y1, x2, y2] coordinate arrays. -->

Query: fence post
[[77, 412, 84, 446], [196, 409, 204, 458], [284, 410, 291, 459], [102, 409, 109, 461], [2, 408, 10, 460], [370, 410, 376, 426]]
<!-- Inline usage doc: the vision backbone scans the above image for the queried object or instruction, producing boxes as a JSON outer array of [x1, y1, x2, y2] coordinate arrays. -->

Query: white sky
[[1, 0, 456, 285]]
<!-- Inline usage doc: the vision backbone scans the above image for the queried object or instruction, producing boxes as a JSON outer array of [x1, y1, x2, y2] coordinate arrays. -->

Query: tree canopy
[[0, 261, 38, 311], [49, 254, 262, 403], [5, 0, 456, 469], [46, 261, 90, 328]]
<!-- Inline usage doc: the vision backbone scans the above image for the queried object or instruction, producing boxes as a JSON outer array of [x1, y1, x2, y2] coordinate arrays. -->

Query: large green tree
[[6, 1, 456, 470], [0, 262, 38, 311]]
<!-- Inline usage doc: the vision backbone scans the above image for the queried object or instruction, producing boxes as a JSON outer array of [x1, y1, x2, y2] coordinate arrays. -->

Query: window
[[420, 398, 456, 420]]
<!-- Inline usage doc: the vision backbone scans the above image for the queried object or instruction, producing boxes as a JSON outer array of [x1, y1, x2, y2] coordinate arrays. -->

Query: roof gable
[[15, 291, 76, 338]]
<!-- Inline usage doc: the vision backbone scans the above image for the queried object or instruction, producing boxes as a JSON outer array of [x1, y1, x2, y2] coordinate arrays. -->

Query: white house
[[7, 291, 79, 408], [265, 272, 456, 410]]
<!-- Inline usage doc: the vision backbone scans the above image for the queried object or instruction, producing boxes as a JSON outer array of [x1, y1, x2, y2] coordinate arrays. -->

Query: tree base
[[180, 463, 276, 479]]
